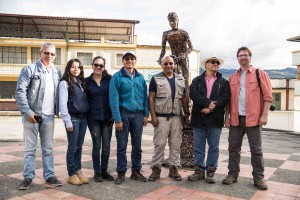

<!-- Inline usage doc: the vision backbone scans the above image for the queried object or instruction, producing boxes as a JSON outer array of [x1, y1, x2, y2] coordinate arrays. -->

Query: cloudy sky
[[0, 0, 300, 69]]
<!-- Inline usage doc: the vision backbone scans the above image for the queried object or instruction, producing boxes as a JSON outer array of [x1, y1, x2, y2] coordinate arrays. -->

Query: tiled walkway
[[0, 124, 300, 200]]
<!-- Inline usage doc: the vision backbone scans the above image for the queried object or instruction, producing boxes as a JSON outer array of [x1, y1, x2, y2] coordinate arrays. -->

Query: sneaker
[[206, 166, 216, 184], [188, 166, 205, 181], [168, 166, 182, 181], [148, 166, 161, 181], [19, 178, 32, 190], [101, 171, 114, 181], [114, 172, 125, 185], [76, 170, 89, 184], [46, 176, 63, 187], [254, 179, 268, 190], [130, 170, 147, 182], [68, 175, 83, 186], [222, 174, 237, 185], [94, 172, 103, 182]]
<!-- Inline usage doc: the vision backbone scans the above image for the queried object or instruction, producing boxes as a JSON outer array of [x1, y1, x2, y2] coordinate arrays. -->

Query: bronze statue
[[158, 12, 194, 167], [158, 12, 193, 96]]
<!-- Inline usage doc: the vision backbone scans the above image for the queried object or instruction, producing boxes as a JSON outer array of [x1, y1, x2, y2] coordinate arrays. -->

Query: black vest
[[67, 80, 89, 118]]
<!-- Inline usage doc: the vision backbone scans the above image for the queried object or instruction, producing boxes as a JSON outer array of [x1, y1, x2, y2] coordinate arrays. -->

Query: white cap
[[122, 50, 136, 59]]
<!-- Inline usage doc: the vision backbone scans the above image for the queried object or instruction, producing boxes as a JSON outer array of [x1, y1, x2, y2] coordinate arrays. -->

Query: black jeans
[[228, 116, 264, 179]]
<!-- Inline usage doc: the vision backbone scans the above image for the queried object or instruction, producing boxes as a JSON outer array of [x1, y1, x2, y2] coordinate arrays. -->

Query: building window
[[116, 53, 123, 66], [272, 92, 281, 110], [0, 81, 17, 99], [77, 52, 93, 65], [31, 47, 61, 65], [0, 46, 27, 64]]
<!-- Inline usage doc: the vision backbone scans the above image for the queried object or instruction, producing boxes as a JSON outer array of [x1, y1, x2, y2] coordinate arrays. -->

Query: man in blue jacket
[[15, 43, 62, 190], [109, 50, 149, 185]]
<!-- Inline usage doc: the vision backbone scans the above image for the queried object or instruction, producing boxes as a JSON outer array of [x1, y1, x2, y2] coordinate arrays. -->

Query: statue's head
[[167, 12, 179, 30]]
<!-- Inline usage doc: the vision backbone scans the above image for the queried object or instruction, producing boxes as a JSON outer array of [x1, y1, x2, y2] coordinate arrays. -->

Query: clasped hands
[[201, 101, 216, 114]]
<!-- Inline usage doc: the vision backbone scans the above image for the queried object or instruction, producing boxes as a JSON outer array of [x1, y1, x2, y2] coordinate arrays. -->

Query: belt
[[119, 107, 143, 114], [239, 115, 245, 118]]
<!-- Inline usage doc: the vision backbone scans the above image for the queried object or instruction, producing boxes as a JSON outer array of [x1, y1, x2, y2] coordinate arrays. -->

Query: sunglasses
[[43, 52, 56, 56], [93, 64, 105, 68], [124, 57, 136, 61], [163, 62, 174, 66], [209, 60, 220, 65]]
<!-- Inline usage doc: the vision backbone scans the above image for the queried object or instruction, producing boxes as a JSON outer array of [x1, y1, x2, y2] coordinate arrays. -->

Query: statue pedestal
[[180, 126, 194, 167]]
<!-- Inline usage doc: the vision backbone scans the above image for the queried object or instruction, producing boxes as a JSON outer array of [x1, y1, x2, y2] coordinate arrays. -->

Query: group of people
[[15, 42, 272, 191]]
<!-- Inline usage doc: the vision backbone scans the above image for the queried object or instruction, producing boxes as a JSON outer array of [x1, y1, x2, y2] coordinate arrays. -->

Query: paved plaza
[[0, 116, 300, 200]]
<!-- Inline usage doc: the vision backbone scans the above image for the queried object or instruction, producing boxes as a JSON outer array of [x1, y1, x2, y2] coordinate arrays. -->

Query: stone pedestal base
[[180, 126, 194, 167]]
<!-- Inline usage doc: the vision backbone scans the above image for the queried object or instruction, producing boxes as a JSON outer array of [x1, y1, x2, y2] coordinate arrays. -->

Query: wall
[[266, 111, 300, 134]]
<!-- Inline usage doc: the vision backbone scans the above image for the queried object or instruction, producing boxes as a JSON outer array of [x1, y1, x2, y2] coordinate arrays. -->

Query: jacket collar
[[120, 67, 141, 77]]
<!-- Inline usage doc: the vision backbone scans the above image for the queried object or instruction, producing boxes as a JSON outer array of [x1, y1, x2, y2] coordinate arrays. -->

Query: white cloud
[[0, 0, 299, 69]]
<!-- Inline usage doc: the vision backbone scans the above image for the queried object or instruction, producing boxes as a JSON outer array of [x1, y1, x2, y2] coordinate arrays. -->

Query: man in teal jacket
[[109, 50, 149, 185]]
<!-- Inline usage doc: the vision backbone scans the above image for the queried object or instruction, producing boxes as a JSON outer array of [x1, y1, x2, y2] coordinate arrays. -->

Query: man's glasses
[[238, 54, 250, 58], [43, 52, 56, 56], [163, 62, 174, 66], [209, 60, 220, 65], [124, 57, 136, 61], [93, 64, 105, 68]]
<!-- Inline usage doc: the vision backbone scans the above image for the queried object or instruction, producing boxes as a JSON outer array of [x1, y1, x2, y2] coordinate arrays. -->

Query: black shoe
[[114, 172, 125, 185], [94, 172, 103, 182], [148, 166, 161, 181], [46, 176, 62, 187], [19, 178, 32, 190], [169, 166, 182, 181], [130, 170, 147, 182], [101, 171, 114, 181]]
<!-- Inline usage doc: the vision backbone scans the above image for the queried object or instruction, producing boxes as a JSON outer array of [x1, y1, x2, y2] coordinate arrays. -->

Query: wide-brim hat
[[122, 50, 136, 59], [201, 56, 224, 67]]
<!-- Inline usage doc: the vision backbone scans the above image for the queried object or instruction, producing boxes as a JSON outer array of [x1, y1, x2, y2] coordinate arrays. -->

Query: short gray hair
[[40, 43, 56, 52]]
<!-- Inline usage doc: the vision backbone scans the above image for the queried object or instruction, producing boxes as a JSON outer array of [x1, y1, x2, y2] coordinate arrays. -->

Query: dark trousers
[[228, 116, 264, 179]]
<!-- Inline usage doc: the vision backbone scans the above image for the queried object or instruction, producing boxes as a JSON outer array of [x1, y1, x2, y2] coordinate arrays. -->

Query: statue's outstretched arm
[[158, 33, 167, 64]]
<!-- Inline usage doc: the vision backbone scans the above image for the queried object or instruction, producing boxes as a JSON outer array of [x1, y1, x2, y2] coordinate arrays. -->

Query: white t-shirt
[[42, 65, 55, 115]]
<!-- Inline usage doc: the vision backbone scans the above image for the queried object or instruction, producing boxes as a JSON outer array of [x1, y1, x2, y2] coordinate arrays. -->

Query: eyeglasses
[[43, 52, 56, 56], [209, 60, 220, 65], [238, 54, 250, 58], [124, 57, 136, 61], [93, 64, 105, 68], [163, 62, 174, 66]]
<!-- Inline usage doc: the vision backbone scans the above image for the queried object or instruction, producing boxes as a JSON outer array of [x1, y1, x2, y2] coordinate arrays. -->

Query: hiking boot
[[168, 166, 182, 181], [114, 172, 125, 185], [76, 170, 89, 184], [130, 170, 147, 182], [19, 178, 32, 190], [68, 175, 83, 185], [206, 166, 216, 184], [46, 176, 62, 187], [188, 166, 205, 181], [148, 166, 161, 181], [254, 179, 268, 190], [94, 172, 103, 182], [101, 171, 114, 181], [222, 174, 237, 185]]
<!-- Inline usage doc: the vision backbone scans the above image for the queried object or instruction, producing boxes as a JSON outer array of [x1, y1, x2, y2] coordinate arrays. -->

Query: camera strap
[[255, 68, 263, 97]]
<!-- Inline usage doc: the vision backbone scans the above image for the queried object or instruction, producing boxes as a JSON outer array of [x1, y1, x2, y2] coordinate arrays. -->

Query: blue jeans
[[194, 127, 222, 169], [88, 119, 112, 173], [116, 111, 144, 173], [66, 117, 87, 176], [22, 114, 55, 180]]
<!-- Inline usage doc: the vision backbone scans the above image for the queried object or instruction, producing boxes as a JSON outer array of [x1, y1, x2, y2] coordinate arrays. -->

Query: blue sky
[[0, 0, 300, 69]]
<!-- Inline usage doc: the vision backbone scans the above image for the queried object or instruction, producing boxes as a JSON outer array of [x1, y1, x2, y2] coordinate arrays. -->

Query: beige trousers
[[150, 116, 183, 168]]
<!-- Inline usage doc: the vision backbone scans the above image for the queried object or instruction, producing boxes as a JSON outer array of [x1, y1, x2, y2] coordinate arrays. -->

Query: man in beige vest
[[148, 55, 189, 181]]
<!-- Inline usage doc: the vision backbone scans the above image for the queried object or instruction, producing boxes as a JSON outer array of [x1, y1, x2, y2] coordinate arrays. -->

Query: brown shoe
[[254, 179, 268, 190], [130, 170, 147, 182], [188, 166, 205, 181], [206, 166, 216, 184], [222, 174, 237, 185], [169, 166, 182, 181], [68, 175, 83, 185], [148, 166, 161, 181], [114, 172, 125, 185], [76, 170, 89, 184]]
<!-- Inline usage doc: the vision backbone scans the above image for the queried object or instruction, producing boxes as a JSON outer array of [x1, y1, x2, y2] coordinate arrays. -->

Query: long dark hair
[[92, 56, 112, 80], [62, 58, 87, 93]]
